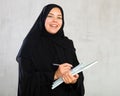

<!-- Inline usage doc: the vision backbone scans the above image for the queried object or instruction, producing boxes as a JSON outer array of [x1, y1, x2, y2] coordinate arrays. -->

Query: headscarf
[[16, 4, 75, 64]]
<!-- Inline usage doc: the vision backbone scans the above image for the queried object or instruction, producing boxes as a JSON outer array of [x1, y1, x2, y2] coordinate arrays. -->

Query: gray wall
[[0, 0, 120, 96]]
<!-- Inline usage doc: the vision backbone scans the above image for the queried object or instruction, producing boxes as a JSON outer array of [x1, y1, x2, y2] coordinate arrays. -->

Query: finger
[[59, 64, 72, 71], [64, 72, 79, 84], [73, 74, 79, 79], [58, 64, 72, 74], [60, 63, 73, 68], [62, 75, 70, 84], [62, 72, 73, 83], [58, 67, 70, 74]]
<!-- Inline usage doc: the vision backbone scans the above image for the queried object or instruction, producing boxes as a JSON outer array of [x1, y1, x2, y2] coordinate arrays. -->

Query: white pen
[[53, 64, 59, 66]]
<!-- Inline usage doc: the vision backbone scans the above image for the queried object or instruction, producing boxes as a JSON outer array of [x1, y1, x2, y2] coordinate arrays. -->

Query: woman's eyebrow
[[48, 13, 54, 15]]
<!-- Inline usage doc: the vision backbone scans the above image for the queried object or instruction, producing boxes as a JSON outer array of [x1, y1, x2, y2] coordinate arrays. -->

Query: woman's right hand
[[54, 63, 72, 80]]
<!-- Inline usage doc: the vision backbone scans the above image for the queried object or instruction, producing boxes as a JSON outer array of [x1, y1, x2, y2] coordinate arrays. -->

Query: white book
[[52, 60, 98, 89]]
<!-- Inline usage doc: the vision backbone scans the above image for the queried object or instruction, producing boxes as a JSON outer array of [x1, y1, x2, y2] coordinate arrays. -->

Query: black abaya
[[16, 4, 85, 96]]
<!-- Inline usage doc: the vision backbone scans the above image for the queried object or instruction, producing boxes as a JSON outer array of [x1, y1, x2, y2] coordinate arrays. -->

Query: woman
[[16, 4, 85, 96]]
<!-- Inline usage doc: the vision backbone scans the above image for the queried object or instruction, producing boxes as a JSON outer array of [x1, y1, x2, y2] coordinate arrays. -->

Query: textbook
[[52, 60, 98, 89]]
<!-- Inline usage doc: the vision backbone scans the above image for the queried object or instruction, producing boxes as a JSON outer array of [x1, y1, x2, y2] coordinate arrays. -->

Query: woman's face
[[45, 7, 63, 34]]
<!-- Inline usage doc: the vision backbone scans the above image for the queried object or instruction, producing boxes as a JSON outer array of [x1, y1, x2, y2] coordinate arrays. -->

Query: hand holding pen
[[53, 63, 73, 80]]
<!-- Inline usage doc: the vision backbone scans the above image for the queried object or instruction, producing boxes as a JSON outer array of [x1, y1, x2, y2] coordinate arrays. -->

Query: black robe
[[16, 4, 85, 96]]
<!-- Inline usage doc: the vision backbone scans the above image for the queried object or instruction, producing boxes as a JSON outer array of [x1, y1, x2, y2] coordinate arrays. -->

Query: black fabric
[[16, 4, 85, 96]]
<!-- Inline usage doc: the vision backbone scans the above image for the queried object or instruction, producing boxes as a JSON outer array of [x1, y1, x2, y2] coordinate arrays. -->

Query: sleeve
[[69, 52, 85, 96], [69, 41, 85, 96], [17, 57, 55, 96]]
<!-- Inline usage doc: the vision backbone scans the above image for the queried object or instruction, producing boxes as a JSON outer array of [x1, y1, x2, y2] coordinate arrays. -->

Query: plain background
[[0, 0, 120, 96]]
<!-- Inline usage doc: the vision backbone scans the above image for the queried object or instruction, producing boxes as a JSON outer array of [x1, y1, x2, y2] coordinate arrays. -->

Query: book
[[52, 60, 98, 89]]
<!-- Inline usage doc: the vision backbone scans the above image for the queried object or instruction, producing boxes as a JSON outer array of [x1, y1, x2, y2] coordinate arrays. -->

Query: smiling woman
[[45, 7, 63, 34], [16, 4, 85, 96]]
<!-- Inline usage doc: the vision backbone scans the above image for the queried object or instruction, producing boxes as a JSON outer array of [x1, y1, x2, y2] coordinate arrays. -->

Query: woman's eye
[[57, 17, 62, 19], [47, 15, 53, 18], [47, 15, 62, 20]]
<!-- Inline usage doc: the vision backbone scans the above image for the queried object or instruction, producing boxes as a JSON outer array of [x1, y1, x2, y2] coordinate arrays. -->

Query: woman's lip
[[50, 24, 58, 27]]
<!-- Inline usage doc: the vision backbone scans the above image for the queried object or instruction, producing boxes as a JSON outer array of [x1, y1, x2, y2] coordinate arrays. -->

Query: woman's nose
[[52, 17, 57, 22]]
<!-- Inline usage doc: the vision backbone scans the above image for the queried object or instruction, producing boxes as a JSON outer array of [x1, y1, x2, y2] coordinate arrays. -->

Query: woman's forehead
[[48, 7, 62, 16]]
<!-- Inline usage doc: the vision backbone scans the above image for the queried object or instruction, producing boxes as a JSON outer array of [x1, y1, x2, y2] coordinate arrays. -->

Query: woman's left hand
[[62, 72, 79, 84]]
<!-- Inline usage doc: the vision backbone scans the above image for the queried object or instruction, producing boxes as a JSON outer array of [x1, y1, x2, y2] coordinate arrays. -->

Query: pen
[[53, 64, 59, 66]]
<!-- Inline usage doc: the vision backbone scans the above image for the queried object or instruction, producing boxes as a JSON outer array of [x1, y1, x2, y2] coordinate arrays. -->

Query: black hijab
[[16, 4, 76, 64]]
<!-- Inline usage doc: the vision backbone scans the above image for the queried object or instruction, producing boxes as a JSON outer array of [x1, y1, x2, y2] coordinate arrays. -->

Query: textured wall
[[0, 0, 120, 96]]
